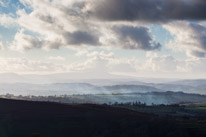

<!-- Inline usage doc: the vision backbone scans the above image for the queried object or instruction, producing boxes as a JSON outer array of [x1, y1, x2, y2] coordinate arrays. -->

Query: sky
[[0, 0, 206, 79]]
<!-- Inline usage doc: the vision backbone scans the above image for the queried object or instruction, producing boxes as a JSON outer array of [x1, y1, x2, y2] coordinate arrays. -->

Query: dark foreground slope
[[0, 98, 205, 137]]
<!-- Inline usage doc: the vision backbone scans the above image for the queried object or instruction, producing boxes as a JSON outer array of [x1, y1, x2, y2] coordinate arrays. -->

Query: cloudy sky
[[0, 0, 206, 78]]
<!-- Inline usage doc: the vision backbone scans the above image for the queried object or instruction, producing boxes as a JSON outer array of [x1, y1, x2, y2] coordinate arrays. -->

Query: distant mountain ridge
[[0, 83, 163, 95], [0, 73, 206, 95], [2, 91, 206, 105]]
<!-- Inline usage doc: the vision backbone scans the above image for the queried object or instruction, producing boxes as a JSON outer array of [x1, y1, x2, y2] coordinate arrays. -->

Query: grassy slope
[[0, 98, 205, 137]]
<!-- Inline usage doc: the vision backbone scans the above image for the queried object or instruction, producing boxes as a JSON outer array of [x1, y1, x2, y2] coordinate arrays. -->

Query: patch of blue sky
[[0, 0, 31, 16], [0, 27, 40, 49], [149, 24, 188, 59], [149, 24, 173, 45], [23, 29, 41, 38], [0, 26, 17, 44]]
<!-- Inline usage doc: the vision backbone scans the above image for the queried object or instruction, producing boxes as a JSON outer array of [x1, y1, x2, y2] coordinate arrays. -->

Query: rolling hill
[[0, 98, 205, 137]]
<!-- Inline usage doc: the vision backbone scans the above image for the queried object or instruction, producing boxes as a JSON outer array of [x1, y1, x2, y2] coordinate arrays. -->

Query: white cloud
[[14, 4, 100, 50], [0, 50, 206, 78], [138, 53, 206, 77], [1, 0, 159, 51], [10, 29, 42, 51], [143, 52, 178, 72], [10, 29, 63, 51], [0, 40, 3, 50], [0, 0, 205, 55], [47, 56, 65, 61], [1, 0, 206, 78], [72, 51, 206, 78], [76, 50, 114, 58], [0, 14, 17, 28], [164, 21, 206, 58], [182, 58, 206, 73], [72, 50, 138, 73], [0, 57, 68, 74], [71, 51, 114, 72]]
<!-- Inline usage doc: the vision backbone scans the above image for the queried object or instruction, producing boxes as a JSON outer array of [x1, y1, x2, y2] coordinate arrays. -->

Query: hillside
[[2, 91, 206, 105], [0, 98, 205, 137]]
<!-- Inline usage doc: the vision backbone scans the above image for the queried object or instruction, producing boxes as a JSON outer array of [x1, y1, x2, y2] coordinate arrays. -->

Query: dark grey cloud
[[90, 0, 206, 22], [184, 23, 206, 57], [38, 14, 56, 24], [64, 31, 100, 46], [58, 1, 87, 18], [189, 24, 206, 51], [190, 51, 206, 58], [113, 26, 161, 50]]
